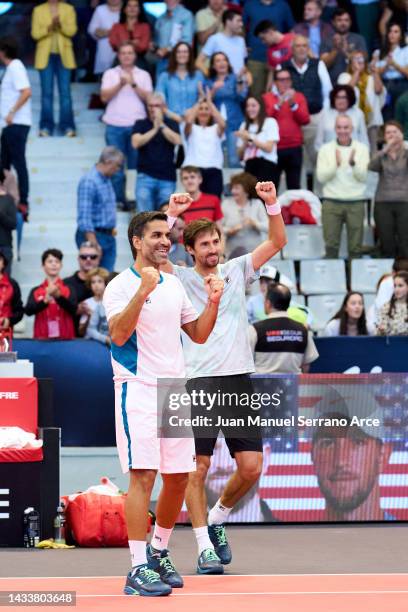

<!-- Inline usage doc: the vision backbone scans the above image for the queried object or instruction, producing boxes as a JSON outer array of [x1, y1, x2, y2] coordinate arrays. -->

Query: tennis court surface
[[1, 525, 407, 611]]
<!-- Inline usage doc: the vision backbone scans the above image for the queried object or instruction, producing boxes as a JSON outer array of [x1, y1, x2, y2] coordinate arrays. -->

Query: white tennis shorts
[[114, 380, 196, 474]]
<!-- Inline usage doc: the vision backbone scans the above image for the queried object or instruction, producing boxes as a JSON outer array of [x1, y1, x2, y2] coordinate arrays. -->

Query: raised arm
[[251, 182, 287, 270]]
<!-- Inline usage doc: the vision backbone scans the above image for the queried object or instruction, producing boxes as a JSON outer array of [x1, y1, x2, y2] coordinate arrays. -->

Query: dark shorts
[[186, 374, 263, 458]]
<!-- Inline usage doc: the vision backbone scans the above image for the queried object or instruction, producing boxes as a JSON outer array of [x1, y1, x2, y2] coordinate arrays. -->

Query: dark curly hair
[[329, 84, 356, 109]]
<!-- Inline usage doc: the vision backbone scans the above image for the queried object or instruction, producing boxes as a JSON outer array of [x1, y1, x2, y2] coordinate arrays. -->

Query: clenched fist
[[204, 274, 224, 305], [140, 267, 160, 296], [255, 181, 277, 205], [167, 193, 193, 218]]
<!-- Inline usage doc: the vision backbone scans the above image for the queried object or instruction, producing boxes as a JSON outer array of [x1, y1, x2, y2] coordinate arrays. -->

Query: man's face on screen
[[312, 431, 383, 512]]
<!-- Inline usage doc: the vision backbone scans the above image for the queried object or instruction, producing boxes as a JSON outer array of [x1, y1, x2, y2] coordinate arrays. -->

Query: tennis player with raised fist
[[103, 202, 224, 597], [163, 181, 287, 574]]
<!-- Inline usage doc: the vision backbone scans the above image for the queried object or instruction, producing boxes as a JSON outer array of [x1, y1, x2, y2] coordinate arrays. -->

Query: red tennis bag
[[65, 493, 128, 547]]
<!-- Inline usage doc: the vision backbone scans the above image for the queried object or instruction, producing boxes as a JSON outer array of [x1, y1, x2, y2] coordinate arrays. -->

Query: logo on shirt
[[145, 297, 151, 304], [224, 276, 230, 284]]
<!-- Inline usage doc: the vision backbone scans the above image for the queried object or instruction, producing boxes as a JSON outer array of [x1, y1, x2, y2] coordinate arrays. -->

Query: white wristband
[[167, 215, 177, 229], [265, 200, 281, 216]]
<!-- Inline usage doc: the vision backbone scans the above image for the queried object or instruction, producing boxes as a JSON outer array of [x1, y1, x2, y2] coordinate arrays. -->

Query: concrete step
[[27, 136, 105, 157]]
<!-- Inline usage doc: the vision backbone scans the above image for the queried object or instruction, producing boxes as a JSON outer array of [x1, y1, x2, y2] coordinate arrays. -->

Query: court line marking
[[1, 573, 408, 580], [75, 590, 408, 597]]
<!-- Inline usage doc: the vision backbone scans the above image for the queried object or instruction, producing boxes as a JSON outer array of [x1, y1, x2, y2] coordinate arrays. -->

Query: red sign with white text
[[0, 378, 38, 434]]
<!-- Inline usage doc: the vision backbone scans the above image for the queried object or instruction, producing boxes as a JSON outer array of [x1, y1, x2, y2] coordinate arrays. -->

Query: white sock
[[151, 524, 173, 552], [193, 526, 214, 555], [208, 498, 232, 525], [129, 540, 147, 569]]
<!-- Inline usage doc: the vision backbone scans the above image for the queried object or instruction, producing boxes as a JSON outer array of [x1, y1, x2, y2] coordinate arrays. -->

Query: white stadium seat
[[282, 226, 325, 260], [307, 294, 344, 333], [351, 259, 394, 293], [300, 260, 347, 295]]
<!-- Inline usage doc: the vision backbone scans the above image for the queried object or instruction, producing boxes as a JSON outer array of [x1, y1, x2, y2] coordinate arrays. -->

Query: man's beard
[[318, 475, 377, 513]]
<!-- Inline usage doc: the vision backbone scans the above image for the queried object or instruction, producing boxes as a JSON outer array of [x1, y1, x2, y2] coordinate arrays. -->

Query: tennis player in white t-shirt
[[163, 181, 287, 574], [103, 198, 224, 597]]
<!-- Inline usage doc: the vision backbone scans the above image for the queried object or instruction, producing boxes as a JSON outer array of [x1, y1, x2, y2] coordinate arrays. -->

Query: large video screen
[[177, 374, 408, 523]]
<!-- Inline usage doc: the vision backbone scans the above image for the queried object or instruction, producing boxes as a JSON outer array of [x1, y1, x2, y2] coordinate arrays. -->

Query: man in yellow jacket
[[31, 0, 77, 137], [316, 114, 369, 260]]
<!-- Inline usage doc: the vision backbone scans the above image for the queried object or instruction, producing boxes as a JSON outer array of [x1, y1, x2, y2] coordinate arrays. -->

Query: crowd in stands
[[1, 0, 408, 353]]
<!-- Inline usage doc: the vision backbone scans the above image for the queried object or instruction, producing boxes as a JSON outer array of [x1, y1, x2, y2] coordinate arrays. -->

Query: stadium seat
[[271, 260, 297, 287], [300, 260, 347, 295], [281, 226, 325, 260], [351, 259, 394, 293], [307, 294, 344, 333]]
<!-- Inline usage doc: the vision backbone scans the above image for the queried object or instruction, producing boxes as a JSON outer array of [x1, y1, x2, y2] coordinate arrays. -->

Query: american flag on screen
[[177, 374, 408, 524]]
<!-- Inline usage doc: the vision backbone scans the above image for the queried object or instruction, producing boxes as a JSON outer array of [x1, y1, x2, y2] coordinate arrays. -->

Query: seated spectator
[[196, 9, 249, 79], [180, 166, 223, 226], [281, 35, 332, 191], [247, 265, 296, 324], [0, 250, 23, 333], [248, 282, 319, 374], [395, 90, 408, 139], [253, 19, 295, 91], [375, 21, 408, 121], [76, 147, 124, 272], [153, 0, 194, 76], [87, 0, 121, 76], [314, 84, 369, 151], [195, 0, 226, 49], [323, 291, 373, 336], [0, 37, 32, 224], [79, 267, 110, 341], [376, 270, 408, 335], [156, 42, 204, 116], [101, 42, 152, 208], [221, 171, 268, 257], [25, 248, 76, 340], [132, 92, 181, 211], [0, 179, 17, 273], [243, 0, 294, 98], [320, 8, 367, 85], [31, 0, 77, 137], [367, 257, 408, 330], [182, 95, 225, 198], [206, 52, 248, 167], [368, 120, 408, 258], [338, 50, 386, 153], [293, 1, 334, 57], [109, 0, 151, 64], [263, 68, 310, 190], [316, 114, 369, 259], [236, 96, 279, 182], [64, 241, 101, 334], [86, 300, 110, 346]]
